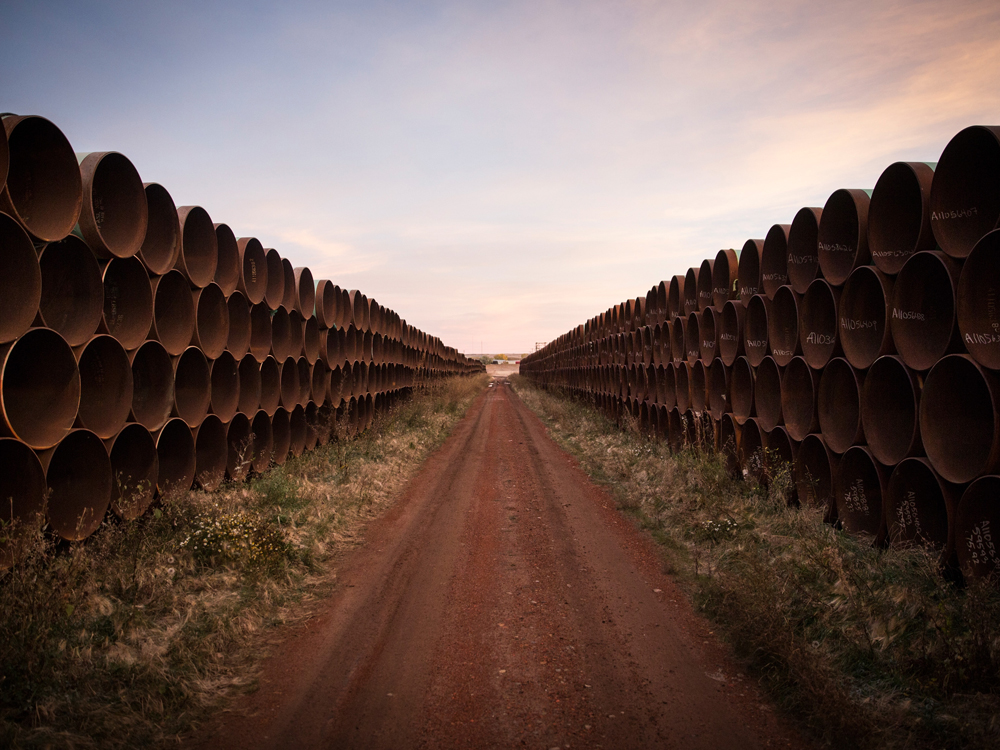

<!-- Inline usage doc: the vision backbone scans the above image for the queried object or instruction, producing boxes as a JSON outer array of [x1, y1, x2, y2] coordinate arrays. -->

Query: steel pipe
[[954, 476, 1000, 579], [696, 259, 714, 312], [74, 334, 133, 439], [209, 350, 240, 423], [289, 404, 307, 457], [835, 446, 886, 540], [328, 365, 345, 407], [675, 362, 692, 412], [129, 340, 173, 431], [76, 151, 147, 259], [106, 423, 157, 520], [781, 356, 819, 442], [212, 223, 240, 296], [312, 361, 330, 404], [889, 251, 959, 371], [175, 206, 218, 289], [259, 356, 280, 416], [730, 356, 754, 424], [683, 267, 700, 316], [237, 237, 267, 305], [250, 410, 272, 473], [699, 307, 718, 361], [315, 280, 337, 329], [928, 125, 1000, 259], [0, 211, 42, 344], [150, 270, 196, 356], [36, 235, 103, 346], [737, 239, 764, 306], [271, 306, 292, 361], [957, 229, 1000, 369], [799, 278, 841, 370], [745, 294, 771, 367], [0, 115, 82, 241], [225, 412, 252, 481], [191, 282, 229, 359], [719, 413, 742, 478], [0, 328, 80, 449], [860, 355, 922, 467], [670, 317, 685, 364], [766, 425, 798, 489], [39, 429, 112, 540], [817, 189, 871, 287], [920, 354, 1000, 484], [684, 312, 701, 364], [768, 285, 800, 366], [794, 434, 837, 516], [0, 437, 47, 543], [296, 357, 311, 406], [707, 358, 729, 419], [838, 265, 894, 369], [270, 408, 290, 467], [279, 356, 299, 408], [281, 258, 296, 311], [99, 256, 153, 350], [712, 249, 739, 309], [194, 414, 227, 491], [754, 356, 783, 432], [667, 275, 685, 319], [305, 402, 319, 451], [294, 266, 315, 318], [139, 183, 180, 275], [225, 290, 251, 359], [761, 224, 791, 298], [740, 418, 767, 485], [719, 300, 745, 366], [818, 358, 864, 454], [690, 359, 708, 413], [288, 309, 306, 359], [172, 346, 211, 428], [264, 248, 284, 310], [869, 162, 936, 274], [250, 302, 272, 363], [787, 207, 823, 294], [885, 457, 952, 549]]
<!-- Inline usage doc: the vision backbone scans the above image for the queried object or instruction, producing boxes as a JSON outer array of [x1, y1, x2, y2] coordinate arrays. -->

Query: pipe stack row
[[0, 112, 483, 550], [522, 125, 1000, 582]]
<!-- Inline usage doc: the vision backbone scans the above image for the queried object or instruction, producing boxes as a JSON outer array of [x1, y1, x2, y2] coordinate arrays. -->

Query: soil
[[194, 379, 812, 749]]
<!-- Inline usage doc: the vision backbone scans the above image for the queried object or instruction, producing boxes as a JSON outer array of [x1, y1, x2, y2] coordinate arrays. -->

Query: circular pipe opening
[[719, 300, 745, 366], [250, 410, 273, 473], [213, 223, 240, 296], [754, 356, 783, 432], [172, 346, 210, 428], [799, 279, 841, 370], [712, 249, 738, 309], [249, 302, 272, 362], [0, 212, 41, 344], [707, 358, 729, 420], [690, 360, 707, 413], [100, 256, 153, 350], [738, 239, 764, 306], [259, 356, 280, 416], [289, 404, 307, 457], [697, 259, 714, 312], [41, 429, 111, 540], [794, 434, 836, 514], [193, 414, 227, 491], [835, 446, 885, 538], [682, 267, 700, 317], [766, 425, 798, 488], [730, 356, 754, 423], [150, 269, 196, 356], [312, 361, 330, 404], [315, 280, 336, 329], [839, 265, 893, 369], [75, 334, 133, 439], [761, 224, 791, 298], [818, 357, 865, 454], [890, 250, 958, 371], [77, 151, 147, 259], [264, 249, 284, 310], [238, 353, 262, 416], [667, 275, 684, 319], [740, 418, 766, 485], [684, 312, 700, 364], [719, 413, 741, 478], [294, 266, 315, 318], [957, 228, 1000, 369], [699, 308, 718, 361], [745, 294, 771, 367], [787, 207, 823, 294], [281, 258, 296, 311], [237, 237, 267, 305], [288, 309, 305, 359], [175, 206, 218, 288], [929, 125, 1000, 259], [861, 355, 921, 467], [226, 290, 251, 359], [225, 412, 252, 482], [781, 356, 818, 442], [0, 437, 47, 536], [37, 235, 103, 346], [192, 282, 229, 359], [768, 285, 800, 366], [106, 423, 157, 520], [209, 350, 240, 423], [675, 362, 691, 412], [1, 115, 82, 241], [271, 408, 290, 467], [869, 162, 935, 274], [885, 457, 950, 549], [129, 340, 174, 431], [297, 358, 311, 406], [818, 188, 871, 287], [280, 356, 299, 408], [138, 183, 179, 274], [271, 306, 292, 361]]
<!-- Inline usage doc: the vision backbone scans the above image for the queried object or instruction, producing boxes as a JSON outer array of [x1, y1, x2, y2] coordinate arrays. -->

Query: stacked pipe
[[0, 112, 483, 556], [522, 124, 1000, 583]]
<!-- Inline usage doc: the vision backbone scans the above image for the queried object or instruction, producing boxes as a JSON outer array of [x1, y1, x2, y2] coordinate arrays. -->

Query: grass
[[0, 375, 487, 749], [510, 376, 1000, 750]]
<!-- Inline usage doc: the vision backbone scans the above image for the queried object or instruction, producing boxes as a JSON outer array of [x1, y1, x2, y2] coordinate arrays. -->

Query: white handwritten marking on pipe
[[967, 520, 998, 568], [746, 340, 767, 349], [896, 491, 922, 539], [787, 255, 814, 265], [773, 350, 794, 357], [805, 332, 836, 345], [892, 309, 925, 321], [843, 478, 870, 515], [702, 341, 715, 350], [713, 287, 729, 296], [872, 249, 912, 258], [740, 286, 759, 296], [719, 333, 739, 341], [762, 273, 785, 281], [931, 208, 978, 220], [840, 318, 878, 330], [818, 242, 853, 254], [965, 332, 1000, 345]]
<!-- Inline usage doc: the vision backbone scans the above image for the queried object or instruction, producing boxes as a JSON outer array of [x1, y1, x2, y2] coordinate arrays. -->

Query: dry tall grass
[[511, 376, 1000, 750], [0, 375, 487, 749]]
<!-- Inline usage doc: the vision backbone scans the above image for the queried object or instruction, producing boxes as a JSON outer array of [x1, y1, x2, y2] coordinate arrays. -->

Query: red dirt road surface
[[197, 380, 809, 749]]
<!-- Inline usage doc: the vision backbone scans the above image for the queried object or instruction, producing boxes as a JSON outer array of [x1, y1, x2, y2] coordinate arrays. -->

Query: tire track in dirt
[[196, 381, 810, 749]]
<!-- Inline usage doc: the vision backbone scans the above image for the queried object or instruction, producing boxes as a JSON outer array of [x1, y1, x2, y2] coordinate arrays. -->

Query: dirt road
[[197, 380, 807, 749]]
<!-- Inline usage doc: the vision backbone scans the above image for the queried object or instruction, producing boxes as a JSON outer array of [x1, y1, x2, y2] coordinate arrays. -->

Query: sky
[[2, 0, 999, 354]]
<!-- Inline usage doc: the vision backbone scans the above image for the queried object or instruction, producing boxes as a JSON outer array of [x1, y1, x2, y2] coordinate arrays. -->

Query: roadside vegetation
[[0, 375, 487, 749], [510, 376, 1000, 750]]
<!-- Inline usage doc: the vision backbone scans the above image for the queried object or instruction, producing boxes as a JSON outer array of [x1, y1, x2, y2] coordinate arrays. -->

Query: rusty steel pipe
[[337, 286, 352, 329], [191, 282, 229, 359], [294, 266, 315, 318], [920, 354, 1000, 484], [690, 359, 708, 413], [225, 411, 252, 481], [699, 307, 718, 362], [271, 407, 290, 467], [175, 206, 218, 289], [958, 229, 1000, 369], [660, 363, 676, 410], [730, 355, 754, 424], [740, 417, 767, 485], [682, 267, 700, 316], [76, 151, 147, 259], [209, 350, 240, 423], [696, 259, 714, 312], [74, 334, 133, 439], [860, 355, 922, 467], [101, 256, 154, 350], [250, 302, 272, 363], [669, 317, 685, 364], [719, 413, 742, 478], [768, 285, 801, 366], [288, 309, 306, 359], [238, 353, 262, 416], [271, 306, 292, 361], [36, 235, 103, 346], [259, 356, 281, 416], [787, 207, 823, 294], [745, 294, 771, 367], [766, 425, 798, 486], [781, 356, 819, 442], [139, 183, 180, 275], [129, 340, 173, 431], [150, 270, 196, 356], [250, 410, 272, 473], [667, 275, 685, 319], [172, 346, 211, 428], [890, 252, 960, 370], [155, 417, 196, 498], [312, 361, 330, 404], [296, 358, 311, 406], [237, 237, 267, 305], [928, 125, 1000, 260], [754, 356, 783, 432], [0, 438, 47, 547], [799, 278, 841, 370], [279, 356, 299, 408], [885, 457, 953, 550], [350, 291, 370, 331], [264, 248, 284, 310], [0, 115, 82, 241], [106, 423, 158, 520], [328, 365, 346, 407], [280, 258, 296, 311], [712, 249, 739, 309], [0, 328, 80, 449], [226, 290, 251, 359], [955, 476, 1000, 579], [315, 280, 337, 329], [305, 402, 319, 451], [289, 404, 307, 458], [719, 300, 745, 366], [0, 211, 42, 344], [707, 358, 729, 419], [674, 362, 692, 412], [761, 224, 791, 298], [193, 414, 227, 491], [817, 189, 871, 287], [794, 434, 837, 516], [835, 446, 887, 541], [684, 312, 701, 364], [869, 162, 936, 274], [39, 429, 111, 540], [212, 223, 240, 296], [737, 239, 764, 306], [839, 265, 894, 369], [818, 357, 865, 454]]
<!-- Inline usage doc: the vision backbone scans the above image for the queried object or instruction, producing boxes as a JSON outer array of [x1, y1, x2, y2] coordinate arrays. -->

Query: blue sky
[[2, 0, 999, 352]]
